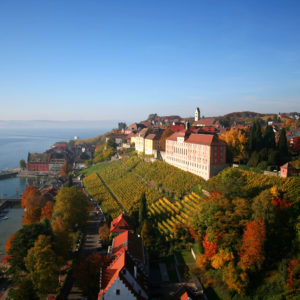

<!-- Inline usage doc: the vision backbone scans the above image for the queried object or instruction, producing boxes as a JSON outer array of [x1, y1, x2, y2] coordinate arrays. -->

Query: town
[[0, 109, 299, 300]]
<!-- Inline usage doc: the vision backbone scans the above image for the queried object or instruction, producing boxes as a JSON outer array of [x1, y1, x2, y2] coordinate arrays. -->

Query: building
[[165, 131, 226, 180], [194, 117, 219, 128], [27, 153, 50, 172], [280, 163, 300, 178], [110, 213, 133, 234], [98, 230, 148, 300], [48, 153, 67, 172], [134, 128, 149, 153], [194, 107, 200, 121]]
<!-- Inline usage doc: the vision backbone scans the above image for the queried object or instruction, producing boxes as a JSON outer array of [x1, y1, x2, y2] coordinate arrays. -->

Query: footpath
[[67, 204, 103, 300]]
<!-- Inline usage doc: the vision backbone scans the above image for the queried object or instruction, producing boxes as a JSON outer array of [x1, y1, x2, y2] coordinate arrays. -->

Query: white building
[[165, 131, 227, 180]]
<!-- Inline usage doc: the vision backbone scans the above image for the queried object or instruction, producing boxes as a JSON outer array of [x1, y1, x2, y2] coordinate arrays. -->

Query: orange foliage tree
[[5, 233, 16, 253], [202, 231, 220, 258], [286, 259, 299, 290], [238, 218, 266, 271], [40, 201, 53, 220], [23, 194, 46, 225], [74, 252, 111, 299], [21, 186, 40, 208]]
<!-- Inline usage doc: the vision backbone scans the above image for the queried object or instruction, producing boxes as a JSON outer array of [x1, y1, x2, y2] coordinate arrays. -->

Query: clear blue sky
[[0, 0, 300, 122]]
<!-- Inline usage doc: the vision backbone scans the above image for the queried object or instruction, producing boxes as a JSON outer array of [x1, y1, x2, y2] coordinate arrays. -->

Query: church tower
[[195, 107, 200, 121]]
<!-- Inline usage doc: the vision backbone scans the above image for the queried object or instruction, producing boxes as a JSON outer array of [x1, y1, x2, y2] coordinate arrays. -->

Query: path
[[96, 173, 127, 214], [67, 204, 103, 299]]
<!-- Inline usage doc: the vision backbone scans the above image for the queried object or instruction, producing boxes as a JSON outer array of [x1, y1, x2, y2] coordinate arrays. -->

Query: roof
[[28, 153, 50, 163], [194, 117, 216, 126], [167, 132, 225, 146], [137, 128, 149, 138], [99, 250, 148, 300], [112, 231, 145, 263], [110, 213, 133, 233], [145, 133, 156, 140], [172, 285, 201, 300]]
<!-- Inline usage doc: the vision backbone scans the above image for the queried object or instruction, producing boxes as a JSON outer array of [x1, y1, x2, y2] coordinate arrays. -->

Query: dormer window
[[116, 289, 120, 295]]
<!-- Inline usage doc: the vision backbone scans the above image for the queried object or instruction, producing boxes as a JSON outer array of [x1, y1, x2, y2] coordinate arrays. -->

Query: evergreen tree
[[249, 122, 257, 152], [278, 128, 288, 155], [254, 120, 263, 151], [263, 125, 276, 149], [139, 192, 147, 226]]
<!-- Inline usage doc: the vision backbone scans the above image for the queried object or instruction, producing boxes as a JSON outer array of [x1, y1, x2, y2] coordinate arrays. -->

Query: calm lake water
[[0, 127, 106, 257]]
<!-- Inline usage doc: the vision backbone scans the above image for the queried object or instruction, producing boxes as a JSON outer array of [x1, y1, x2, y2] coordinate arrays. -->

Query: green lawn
[[80, 162, 111, 176]]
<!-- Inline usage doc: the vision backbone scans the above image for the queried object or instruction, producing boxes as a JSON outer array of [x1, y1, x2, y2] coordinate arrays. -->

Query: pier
[[0, 169, 20, 180], [0, 198, 21, 211]]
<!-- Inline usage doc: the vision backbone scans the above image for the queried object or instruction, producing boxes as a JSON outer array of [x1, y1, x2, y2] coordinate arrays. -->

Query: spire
[[195, 107, 200, 121]]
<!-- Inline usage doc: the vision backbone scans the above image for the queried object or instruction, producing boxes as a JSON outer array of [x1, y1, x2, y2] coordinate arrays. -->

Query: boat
[[1, 216, 8, 220]]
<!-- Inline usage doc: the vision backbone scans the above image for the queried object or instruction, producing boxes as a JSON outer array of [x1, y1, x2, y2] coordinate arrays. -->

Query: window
[[116, 289, 120, 295]]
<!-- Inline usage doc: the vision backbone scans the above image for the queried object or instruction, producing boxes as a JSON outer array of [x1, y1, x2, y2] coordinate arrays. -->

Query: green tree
[[278, 128, 289, 165], [249, 120, 263, 152], [53, 187, 88, 230], [11, 277, 39, 300], [139, 192, 147, 226], [74, 252, 111, 299], [263, 125, 276, 149], [141, 221, 152, 247], [25, 235, 59, 299], [19, 159, 26, 169], [8, 219, 53, 274]]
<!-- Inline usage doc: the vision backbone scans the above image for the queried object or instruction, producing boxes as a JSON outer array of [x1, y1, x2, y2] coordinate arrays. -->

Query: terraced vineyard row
[[148, 192, 202, 240], [83, 173, 122, 218]]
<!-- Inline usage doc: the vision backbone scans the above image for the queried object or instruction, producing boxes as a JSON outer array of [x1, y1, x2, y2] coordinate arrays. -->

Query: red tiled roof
[[112, 231, 144, 262], [194, 117, 216, 126], [167, 132, 225, 146], [110, 214, 132, 233]]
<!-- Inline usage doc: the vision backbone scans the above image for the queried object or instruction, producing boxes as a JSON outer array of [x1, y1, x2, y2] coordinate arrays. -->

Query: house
[[280, 163, 300, 178], [172, 285, 202, 300], [27, 153, 51, 172], [99, 230, 148, 299], [144, 131, 164, 156], [165, 131, 227, 180], [48, 152, 67, 173], [125, 123, 146, 135], [98, 250, 148, 300], [110, 213, 133, 234], [134, 128, 149, 153], [106, 133, 128, 147], [193, 118, 219, 128]]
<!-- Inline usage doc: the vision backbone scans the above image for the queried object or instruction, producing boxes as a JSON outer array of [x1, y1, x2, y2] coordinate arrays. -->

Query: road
[[67, 202, 104, 300]]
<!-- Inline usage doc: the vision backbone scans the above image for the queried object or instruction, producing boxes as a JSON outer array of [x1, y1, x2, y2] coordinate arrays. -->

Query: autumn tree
[[40, 201, 53, 220], [52, 187, 88, 230], [21, 186, 40, 208], [74, 252, 111, 299], [25, 235, 59, 298], [98, 223, 110, 246], [222, 261, 247, 294], [23, 194, 46, 225], [8, 219, 53, 274], [51, 216, 72, 262], [5, 233, 16, 253], [12, 277, 39, 300], [238, 218, 266, 271], [220, 128, 248, 162], [159, 128, 174, 151]]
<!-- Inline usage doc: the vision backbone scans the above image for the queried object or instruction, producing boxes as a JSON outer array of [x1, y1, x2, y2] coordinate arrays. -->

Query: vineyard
[[83, 173, 122, 218], [82, 156, 203, 218], [148, 192, 202, 240]]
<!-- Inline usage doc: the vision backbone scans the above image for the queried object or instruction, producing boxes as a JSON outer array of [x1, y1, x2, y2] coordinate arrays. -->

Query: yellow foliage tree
[[211, 249, 234, 269], [222, 262, 247, 294], [196, 254, 209, 270], [220, 128, 248, 162]]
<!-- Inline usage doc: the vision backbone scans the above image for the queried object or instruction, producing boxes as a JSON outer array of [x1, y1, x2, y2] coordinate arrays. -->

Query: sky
[[0, 0, 300, 123]]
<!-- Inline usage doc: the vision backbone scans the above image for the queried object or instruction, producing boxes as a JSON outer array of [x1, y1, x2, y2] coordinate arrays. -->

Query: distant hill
[[223, 111, 265, 119]]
